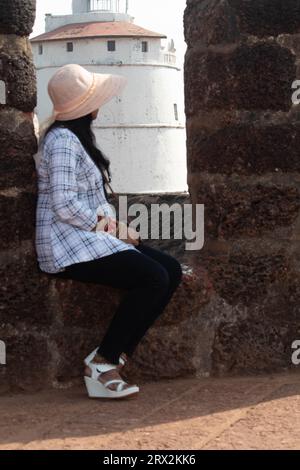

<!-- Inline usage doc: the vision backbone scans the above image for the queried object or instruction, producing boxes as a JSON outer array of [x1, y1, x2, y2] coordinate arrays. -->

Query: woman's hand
[[94, 216, 141, 245], [105, 217, 118, 234], [117, 220, 141, 246], [93, 215, 107, 232]]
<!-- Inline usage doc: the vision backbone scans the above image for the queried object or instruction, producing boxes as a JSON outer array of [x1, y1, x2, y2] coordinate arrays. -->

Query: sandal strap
[[89, 362, 118, 380], [84, 348, 99, 366], [105, 379, 125, 386], [85, 348, 127, 368], [104, 379, 127, 392], [119, 353, 128, 366]]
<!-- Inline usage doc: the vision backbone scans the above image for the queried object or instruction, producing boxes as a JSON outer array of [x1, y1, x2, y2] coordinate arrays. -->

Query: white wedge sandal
[[84, 349, 139, 399]]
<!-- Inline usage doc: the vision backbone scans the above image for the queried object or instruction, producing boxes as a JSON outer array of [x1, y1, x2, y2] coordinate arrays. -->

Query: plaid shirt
[[35, 127, 138, 273]]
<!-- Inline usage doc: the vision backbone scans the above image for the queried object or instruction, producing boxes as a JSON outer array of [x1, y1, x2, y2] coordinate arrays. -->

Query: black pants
[[51, 242, 183, 364]]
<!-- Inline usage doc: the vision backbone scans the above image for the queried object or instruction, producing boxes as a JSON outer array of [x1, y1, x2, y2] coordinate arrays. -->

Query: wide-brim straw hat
[[48, 63, 128, 121], [33, 64, 127, 170]]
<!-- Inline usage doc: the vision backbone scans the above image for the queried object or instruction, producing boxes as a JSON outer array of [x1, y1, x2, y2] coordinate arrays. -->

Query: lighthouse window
[[174, 103, 178, 121], [38, 44, 43, 55], [107, 40, 116, 51], [142, 41, 148, 53], [67, 42, 74, 52]]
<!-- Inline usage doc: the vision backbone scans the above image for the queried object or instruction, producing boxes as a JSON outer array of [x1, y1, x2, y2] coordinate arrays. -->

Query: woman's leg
[[123, 243, 183, 356], [52, 248, 171, 364], [137, 243, 183, 293]]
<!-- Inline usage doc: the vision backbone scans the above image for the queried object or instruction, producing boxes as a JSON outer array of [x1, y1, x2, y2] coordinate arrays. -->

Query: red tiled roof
[[30, 21, 166, 42]]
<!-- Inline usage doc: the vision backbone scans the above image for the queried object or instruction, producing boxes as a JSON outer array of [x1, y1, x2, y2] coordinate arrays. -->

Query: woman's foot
[[84, 353, 132, 391]]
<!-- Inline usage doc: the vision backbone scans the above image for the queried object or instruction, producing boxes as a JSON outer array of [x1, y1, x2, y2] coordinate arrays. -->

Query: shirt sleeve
[[97, 202, 116, 218], [47, 133, 98, 231]]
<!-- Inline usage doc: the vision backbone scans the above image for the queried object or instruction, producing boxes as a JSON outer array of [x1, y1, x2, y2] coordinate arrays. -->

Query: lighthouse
[[30, 0, 187, 194]]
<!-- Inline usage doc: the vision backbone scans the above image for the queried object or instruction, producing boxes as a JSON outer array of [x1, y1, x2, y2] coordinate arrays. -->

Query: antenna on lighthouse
[[126, 0, 129, 14]]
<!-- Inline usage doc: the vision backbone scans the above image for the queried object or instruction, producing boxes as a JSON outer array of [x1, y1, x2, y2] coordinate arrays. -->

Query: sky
[[31, 0, 187, 68]]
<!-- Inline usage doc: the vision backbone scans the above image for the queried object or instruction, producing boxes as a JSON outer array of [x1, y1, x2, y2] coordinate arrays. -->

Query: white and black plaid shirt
[[35, 127, 138, 273]]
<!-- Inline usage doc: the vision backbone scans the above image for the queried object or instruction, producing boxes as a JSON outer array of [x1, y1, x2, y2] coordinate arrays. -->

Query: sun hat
[[48, 63, 128, 121], [32, 64, 127, 170]]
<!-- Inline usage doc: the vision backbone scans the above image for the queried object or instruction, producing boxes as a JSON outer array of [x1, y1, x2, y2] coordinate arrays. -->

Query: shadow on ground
[[0, 372, 300, 449]]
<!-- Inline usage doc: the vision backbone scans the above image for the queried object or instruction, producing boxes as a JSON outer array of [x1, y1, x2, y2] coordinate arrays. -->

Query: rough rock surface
[[184, 0, 300, 376], [0, 0, 36, 37]]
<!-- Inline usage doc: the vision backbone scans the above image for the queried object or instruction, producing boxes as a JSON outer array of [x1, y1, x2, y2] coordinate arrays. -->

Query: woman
[[34, 64, 183, 399]]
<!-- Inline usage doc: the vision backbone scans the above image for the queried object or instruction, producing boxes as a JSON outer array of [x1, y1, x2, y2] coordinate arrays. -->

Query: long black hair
[[44, 113, 112, 199]]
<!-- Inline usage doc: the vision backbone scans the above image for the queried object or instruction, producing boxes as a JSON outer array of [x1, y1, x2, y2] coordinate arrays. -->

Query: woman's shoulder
[[43, 127, 80, 150]]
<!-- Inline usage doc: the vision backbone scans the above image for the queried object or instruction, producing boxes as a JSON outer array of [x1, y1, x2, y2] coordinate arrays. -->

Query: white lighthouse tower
[[31, 0, 187, 194]]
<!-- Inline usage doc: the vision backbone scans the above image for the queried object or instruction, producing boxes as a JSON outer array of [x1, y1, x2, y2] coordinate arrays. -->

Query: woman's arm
[[47, 133, 98, 231]]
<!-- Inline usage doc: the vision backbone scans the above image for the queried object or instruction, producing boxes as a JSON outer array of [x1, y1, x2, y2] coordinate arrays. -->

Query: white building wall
[[32, 38, 167, 69], [72, 0, 89, 13], [35, 61, 184, 125], [95, 126, 187, 194]]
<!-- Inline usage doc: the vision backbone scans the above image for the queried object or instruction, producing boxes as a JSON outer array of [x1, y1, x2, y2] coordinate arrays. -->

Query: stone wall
[[184, 0, 300, 375], [1, 0, 300, 393], [0, 0, 211, 393], [0, 0, 40, 392]]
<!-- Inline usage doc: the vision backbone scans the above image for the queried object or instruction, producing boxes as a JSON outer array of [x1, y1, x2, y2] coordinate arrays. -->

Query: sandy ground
[[0, 373, 300, 450]]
